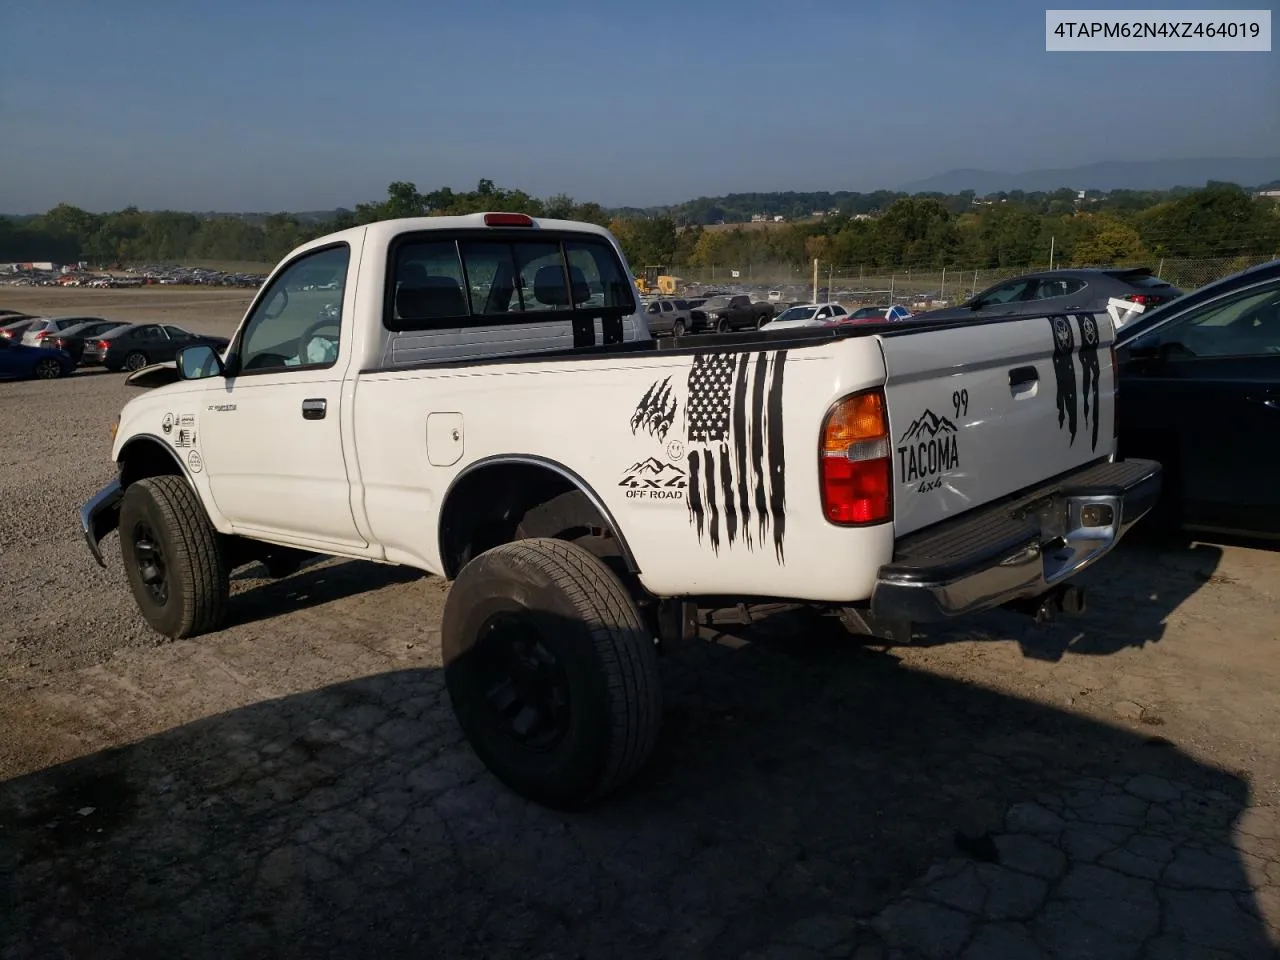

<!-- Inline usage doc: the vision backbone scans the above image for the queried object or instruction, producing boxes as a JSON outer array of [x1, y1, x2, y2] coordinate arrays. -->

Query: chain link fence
[[670, 256, 1278, 306]]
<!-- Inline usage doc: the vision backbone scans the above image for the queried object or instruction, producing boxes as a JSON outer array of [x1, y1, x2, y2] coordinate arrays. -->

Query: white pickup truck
[[81, 212, 1161, 808]]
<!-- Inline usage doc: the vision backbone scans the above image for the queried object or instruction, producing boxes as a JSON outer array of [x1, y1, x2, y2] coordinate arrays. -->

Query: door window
[[980, 279, 1036, 305], [237, 244, 349, 373], [1132, 281, 1280, 359]]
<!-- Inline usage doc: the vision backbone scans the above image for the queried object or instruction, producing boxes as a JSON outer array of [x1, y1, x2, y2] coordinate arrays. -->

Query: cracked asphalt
[[2, 287, 1279, 959]]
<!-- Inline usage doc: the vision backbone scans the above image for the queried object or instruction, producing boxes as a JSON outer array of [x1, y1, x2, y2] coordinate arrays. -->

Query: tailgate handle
[[1009, 366, 1039, 387]]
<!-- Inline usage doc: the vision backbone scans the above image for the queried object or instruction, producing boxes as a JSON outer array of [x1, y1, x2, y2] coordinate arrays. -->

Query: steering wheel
[[296, 316, 340, 365]]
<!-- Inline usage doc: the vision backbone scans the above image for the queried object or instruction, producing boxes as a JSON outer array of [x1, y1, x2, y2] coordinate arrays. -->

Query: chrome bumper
[[870, 458, 1162, 623], [80, 479, 124, 568]]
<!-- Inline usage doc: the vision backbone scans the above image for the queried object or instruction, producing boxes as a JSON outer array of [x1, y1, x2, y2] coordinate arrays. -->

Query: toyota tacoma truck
[[80, 212, 1161, 809]]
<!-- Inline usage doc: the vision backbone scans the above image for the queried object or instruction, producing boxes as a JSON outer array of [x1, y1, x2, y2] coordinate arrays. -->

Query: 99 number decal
[[952, 389, 969, 418]]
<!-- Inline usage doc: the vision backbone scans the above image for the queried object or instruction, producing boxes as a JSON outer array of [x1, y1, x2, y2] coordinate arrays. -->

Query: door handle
[[301, 398, 327, 420], [1009, 366, 1039, 387]]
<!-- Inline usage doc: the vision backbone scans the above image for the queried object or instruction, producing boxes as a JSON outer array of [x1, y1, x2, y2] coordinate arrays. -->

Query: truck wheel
[[716, 318, 729, 333], [442, 537, 661, 809], [118, 476, 230, 640], [672, 320, 686, 337]]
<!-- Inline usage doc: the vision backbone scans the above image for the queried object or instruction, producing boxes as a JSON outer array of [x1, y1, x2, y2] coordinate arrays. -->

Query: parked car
[[1, 317, 40, 342], [81, 323, 231, 372], [1114, 258, 1280, 538], [642, 298, 706, 336], [760, 302, 849, 331], [838, 305, 914, 325], [913, 268, 1183, 323], [47, 320, 131, 364], [82, 211, 1159, 810], [0, 335, 76, 380], [20, 316, 106, 347], [698, 294, 775, 331]]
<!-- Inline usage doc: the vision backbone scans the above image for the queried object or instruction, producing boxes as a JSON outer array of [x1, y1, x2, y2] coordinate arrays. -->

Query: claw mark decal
[[630, 376, 677, 441], [1076, 314, 1101, 451], [685, 351, 788, 563], [1049, 315, 1079, 445]]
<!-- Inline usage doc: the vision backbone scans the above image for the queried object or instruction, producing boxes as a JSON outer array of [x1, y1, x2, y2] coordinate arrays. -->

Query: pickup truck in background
[[698, 293, 777, 331], [81, 212, 1161, 809]]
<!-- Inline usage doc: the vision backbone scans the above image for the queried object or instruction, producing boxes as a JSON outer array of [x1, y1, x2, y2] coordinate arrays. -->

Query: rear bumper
[[80, 479, 124, 568], [870, 458, 1162, 623]]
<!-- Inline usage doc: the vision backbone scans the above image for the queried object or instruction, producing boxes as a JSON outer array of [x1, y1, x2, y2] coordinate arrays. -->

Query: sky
[[2, 0, 1277, 214]]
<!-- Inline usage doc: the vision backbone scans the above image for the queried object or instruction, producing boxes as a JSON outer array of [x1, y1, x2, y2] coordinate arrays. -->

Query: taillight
[[1125, 294, 1165, 306], [97, 340, 111, 349], [483, 212, 533, 227], [819, 388, 892, 525], [34, 330, 51, 340]]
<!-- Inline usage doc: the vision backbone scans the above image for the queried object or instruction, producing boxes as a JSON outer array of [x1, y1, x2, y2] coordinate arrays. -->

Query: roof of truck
[[301, 213, 617, 256]]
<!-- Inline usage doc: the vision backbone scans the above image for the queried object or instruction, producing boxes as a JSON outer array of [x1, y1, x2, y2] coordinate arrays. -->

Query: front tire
[[119, 476, 230, 639], [672, 320, 686, 337], [442, 538, 662, 809]]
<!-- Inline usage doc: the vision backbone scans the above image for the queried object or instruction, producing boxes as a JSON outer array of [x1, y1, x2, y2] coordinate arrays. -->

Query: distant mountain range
[[896, 157, 1280, 196]]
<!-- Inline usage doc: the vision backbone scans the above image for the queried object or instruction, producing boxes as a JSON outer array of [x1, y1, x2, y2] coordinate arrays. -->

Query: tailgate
[[878, 312, 1114, 537]]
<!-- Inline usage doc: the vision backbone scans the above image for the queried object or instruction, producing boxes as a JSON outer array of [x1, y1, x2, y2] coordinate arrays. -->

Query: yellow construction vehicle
[[634, 265, 680, 296]]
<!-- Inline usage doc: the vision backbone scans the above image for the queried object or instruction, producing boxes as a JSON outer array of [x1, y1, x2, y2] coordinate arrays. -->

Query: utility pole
[[812, 258, 819, 303], [1049, 236, 1055, 270], [940, 266, 946, 303]]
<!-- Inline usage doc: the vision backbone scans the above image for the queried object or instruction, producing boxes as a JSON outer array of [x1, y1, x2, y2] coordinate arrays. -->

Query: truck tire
[[672, 320, 686, 337], [442, 537, 661, 809], [118, 475, 230, 640]]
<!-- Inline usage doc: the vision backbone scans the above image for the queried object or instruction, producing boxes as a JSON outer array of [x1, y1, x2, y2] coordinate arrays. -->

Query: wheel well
[[117, 437, 185, 489], [438, 461, 636, 580]]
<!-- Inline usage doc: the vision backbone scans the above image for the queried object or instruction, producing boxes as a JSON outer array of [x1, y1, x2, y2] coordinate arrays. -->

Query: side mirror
[[176, 343, 224, 380]]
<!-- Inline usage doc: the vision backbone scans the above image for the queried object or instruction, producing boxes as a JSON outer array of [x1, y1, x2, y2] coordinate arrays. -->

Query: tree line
[[2, 179, 1276, 275]]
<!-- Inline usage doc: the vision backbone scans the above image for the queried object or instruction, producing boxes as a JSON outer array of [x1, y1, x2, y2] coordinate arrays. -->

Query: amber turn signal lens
[[822, 391, 887, 453]]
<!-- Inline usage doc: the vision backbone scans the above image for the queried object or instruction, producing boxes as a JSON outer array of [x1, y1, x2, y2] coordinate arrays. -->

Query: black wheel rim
[[127, 354, 146, 370], [473, 613, 571, 750], [35, 358, 59, 378], [131, 521, 169, 605]]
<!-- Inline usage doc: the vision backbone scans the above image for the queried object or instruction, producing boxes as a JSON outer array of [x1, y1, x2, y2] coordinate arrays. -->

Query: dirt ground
[[2, 287, 1278, 958]]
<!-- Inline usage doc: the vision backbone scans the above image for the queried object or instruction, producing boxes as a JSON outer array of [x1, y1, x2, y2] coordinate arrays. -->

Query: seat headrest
[[396, 274, 467, 320], [533, 265, 591, 307]]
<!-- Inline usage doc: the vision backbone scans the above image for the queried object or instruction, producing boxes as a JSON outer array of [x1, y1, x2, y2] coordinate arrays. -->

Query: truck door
[[196, 242, 367, 549]]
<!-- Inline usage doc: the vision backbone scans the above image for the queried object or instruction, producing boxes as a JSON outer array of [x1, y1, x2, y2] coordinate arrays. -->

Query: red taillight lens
[[483, 212, 533, 227], [1125, 294, 1165, 306], [97, 340, 111, 349], [34, 330, 51, 340], [819, 389, 892, 525]]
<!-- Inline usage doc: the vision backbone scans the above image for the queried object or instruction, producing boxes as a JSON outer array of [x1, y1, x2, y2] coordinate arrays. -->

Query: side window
[[164, 325, 192, 341], [392, 240, 469, 323], [1134, 282, 1280, 360], [661, 301, 674, 313], [831, 305, 847, 316], [647, 302, 661, 315], [982, 279, 1034, 304], [815, 307, 832, 319], [238, 244, 349, 373], [137, 325, 163, 339]]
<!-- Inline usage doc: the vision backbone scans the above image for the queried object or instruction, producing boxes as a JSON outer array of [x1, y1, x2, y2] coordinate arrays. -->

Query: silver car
[[21, 316, 105, 347]]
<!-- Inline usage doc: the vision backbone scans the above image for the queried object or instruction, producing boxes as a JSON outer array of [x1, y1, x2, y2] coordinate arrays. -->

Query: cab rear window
[[387, 232, 636, 331]]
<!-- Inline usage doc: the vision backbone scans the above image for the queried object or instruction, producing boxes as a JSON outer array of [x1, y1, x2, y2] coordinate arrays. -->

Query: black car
[[81, 322, 231, 372], [46, 319, 131, 364], [1115, 258, 1280, 538], [915, 268, 1183, 322]]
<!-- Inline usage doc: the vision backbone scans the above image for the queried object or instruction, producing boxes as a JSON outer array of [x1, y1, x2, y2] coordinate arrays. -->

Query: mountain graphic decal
[[898, 409, 958, 445], [620, 457, 687, 489]]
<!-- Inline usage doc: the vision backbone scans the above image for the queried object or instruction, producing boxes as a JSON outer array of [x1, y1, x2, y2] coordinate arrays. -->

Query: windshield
[[775, 306, 817, 322]]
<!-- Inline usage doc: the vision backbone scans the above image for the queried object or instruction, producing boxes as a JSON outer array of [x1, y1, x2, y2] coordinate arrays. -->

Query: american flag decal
[[685, 350, 788, 563]]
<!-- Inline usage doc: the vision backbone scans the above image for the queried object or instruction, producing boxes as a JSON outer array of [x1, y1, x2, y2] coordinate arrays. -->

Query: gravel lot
[[2, 288, 1279, 958]]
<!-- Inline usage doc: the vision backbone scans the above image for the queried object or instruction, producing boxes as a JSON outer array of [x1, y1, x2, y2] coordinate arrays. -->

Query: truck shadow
[[2, 614, 1274, 958], [225, 558, 427, 629]]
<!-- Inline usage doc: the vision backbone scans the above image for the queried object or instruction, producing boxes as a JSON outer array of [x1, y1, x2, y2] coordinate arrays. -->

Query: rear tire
[[33, 357, 63, 379], [119, 476, 229, 640], [672, 320, 686, 337], [124, 351, 148, 372], [442, 537, 662, 809]]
